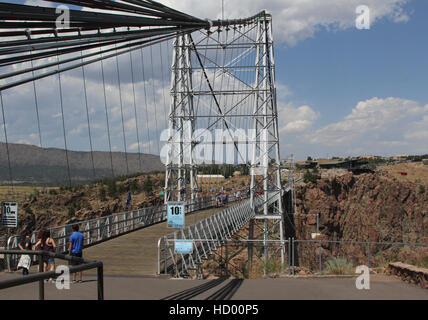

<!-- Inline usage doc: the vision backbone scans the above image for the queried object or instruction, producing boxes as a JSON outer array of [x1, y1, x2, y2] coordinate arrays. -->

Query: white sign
[[1, 202, 18, 228], [167, 201, 185, 228]]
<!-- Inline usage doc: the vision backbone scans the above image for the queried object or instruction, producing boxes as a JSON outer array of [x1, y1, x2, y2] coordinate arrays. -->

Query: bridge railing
[[0, 249, 103, 300], [6, 195, 221, 271], [158, 197, 262, 276]]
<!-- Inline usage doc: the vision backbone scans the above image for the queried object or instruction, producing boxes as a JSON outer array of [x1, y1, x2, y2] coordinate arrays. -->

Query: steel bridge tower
[[164, 12, 285, 269], [164, 33, 198, 204], [248, 13, 285, 270]]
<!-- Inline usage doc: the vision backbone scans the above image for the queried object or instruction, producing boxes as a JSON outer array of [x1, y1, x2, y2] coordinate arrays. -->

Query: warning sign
[[1, 202, 18, 228]]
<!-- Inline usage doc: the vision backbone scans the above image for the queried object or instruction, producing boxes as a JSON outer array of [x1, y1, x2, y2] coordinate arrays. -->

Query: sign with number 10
[[167, 201, 185, 228]]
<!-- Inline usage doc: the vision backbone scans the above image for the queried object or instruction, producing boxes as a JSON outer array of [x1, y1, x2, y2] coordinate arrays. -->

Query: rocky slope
[[293, 172, 428, 268], [3, 173, 167, 237]]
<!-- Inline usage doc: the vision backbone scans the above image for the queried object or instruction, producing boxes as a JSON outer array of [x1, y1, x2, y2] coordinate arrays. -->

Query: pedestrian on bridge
[[35, 229, 56, 282], [126, 192, 131, 208], [68, 224, 84, 283], [17, 232, 32, 276]]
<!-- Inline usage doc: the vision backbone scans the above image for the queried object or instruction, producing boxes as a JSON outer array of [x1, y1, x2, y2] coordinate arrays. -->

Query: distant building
[[233, 171, 241, 177], [423, 159, 428, 165], [392, 154, 407, 161], [296, 161, 317, 170], [197, 174, 225, 184], [319, 159, 368, 170], [360, 155, 378, 160]]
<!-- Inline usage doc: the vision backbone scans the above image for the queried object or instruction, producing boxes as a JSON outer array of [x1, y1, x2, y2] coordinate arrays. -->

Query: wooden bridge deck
[[82, 205, 228, 276]]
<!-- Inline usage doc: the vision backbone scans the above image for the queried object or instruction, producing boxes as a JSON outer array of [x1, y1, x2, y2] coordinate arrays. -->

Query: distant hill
[[0, 142, 164, 186]]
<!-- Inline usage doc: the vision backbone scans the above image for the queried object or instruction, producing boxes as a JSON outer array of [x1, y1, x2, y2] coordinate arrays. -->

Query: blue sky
[[2, 0, 428, 161], [277, 0, 428, 125]]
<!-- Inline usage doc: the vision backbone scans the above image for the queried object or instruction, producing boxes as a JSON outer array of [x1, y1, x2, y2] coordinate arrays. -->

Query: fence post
[[287, 238, 291, 275], [225, 240, 229, 276], [319, 240, 322, 275], [97, 264, 104, 300], [292, 237, 295, 276], [409, 244, 412, 265], [367, 242, 370, 270], [38, 254, 44, 300]]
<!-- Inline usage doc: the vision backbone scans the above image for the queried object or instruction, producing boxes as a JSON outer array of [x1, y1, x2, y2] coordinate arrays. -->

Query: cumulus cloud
[[161, 0, 411, 45], [278, 102, 319, 134], [303, 97, 428, 156]]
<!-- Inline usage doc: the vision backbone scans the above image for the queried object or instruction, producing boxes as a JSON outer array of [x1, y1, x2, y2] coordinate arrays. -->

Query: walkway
[[0, 274, 426, 300], [81, 205, 228, 276]]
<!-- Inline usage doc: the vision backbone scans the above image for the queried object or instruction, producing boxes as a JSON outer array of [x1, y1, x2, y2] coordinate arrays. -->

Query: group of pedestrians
[[17, 224, 85, 283]]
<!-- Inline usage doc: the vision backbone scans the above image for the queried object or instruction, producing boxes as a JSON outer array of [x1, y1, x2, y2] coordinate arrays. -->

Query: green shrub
[[106, 179, 117, 197], [263, 258, 282, 275], [130, 180, 140, 193], [143, 177, 153, 193], [98, 187, 106, 201], [303, 170, 317, 184], [117, 183, 126, 194], [67, 206, 75, 218], [325, 257, 354, 275]]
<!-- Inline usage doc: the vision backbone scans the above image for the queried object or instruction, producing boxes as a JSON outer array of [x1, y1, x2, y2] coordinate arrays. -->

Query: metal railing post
[[292, 237, 295, 276], [97, 264, 104, 300], [319, 240, 322, 274], [367, 242, 370, 270], [287, 238, 291, 275], [38, 254, 44, 300]]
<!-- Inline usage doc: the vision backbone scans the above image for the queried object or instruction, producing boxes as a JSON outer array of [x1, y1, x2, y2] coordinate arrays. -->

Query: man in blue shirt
[[68, 224, 84, 283]]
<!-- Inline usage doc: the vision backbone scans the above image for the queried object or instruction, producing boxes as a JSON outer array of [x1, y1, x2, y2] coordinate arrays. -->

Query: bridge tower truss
[[164, 12, 285, 269], [164, 32, 198, 204], [248, 14, 285, 270]]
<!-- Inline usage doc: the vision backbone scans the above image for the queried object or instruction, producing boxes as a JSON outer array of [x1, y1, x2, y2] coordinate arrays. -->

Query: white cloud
[[278, 103, 319, 134], [404, 115, 428, 140], [161, 0, 411, 45], [302, 97, 428, 156]]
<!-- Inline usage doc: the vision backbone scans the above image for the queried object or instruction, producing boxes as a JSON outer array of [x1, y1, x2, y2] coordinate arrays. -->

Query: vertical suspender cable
[[0, 91, 14, 196], [100, 51, 115, 178], [140, 48, 152, 155], [57, 55, 72, 188], [81, 51, 96, 180], [115, 52, 130, 176], [30, 54, 43, 148], [129, 51, 142, 172], [149, 43, 160, 155], [159, 41, 168, 130]]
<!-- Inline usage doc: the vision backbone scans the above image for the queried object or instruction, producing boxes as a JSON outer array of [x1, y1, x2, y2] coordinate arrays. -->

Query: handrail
[[0, 249, 103, 300], [6, 195, 220, 270]]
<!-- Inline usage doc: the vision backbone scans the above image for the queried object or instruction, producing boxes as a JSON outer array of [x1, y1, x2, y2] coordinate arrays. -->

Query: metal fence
[[158, 235, 428, 278], [157, 196, 271, 276], [5, 195, 225, 271], [158, 198, 251, 275], [0, 249, 103, 300], [291, 239, 428, 275]]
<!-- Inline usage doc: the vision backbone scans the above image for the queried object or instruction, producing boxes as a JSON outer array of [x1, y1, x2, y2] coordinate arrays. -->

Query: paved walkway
[[0, 274, 427, 300]]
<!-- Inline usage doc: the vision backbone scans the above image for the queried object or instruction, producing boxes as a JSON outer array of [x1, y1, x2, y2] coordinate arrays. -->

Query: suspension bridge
[[0, 0, 288, 279], [0, 1, 427, 302]]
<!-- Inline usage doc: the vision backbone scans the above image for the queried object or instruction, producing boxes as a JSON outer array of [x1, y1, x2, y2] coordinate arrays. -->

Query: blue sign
[[174, 240, 193, 254], [167, 201, 185, 228]]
